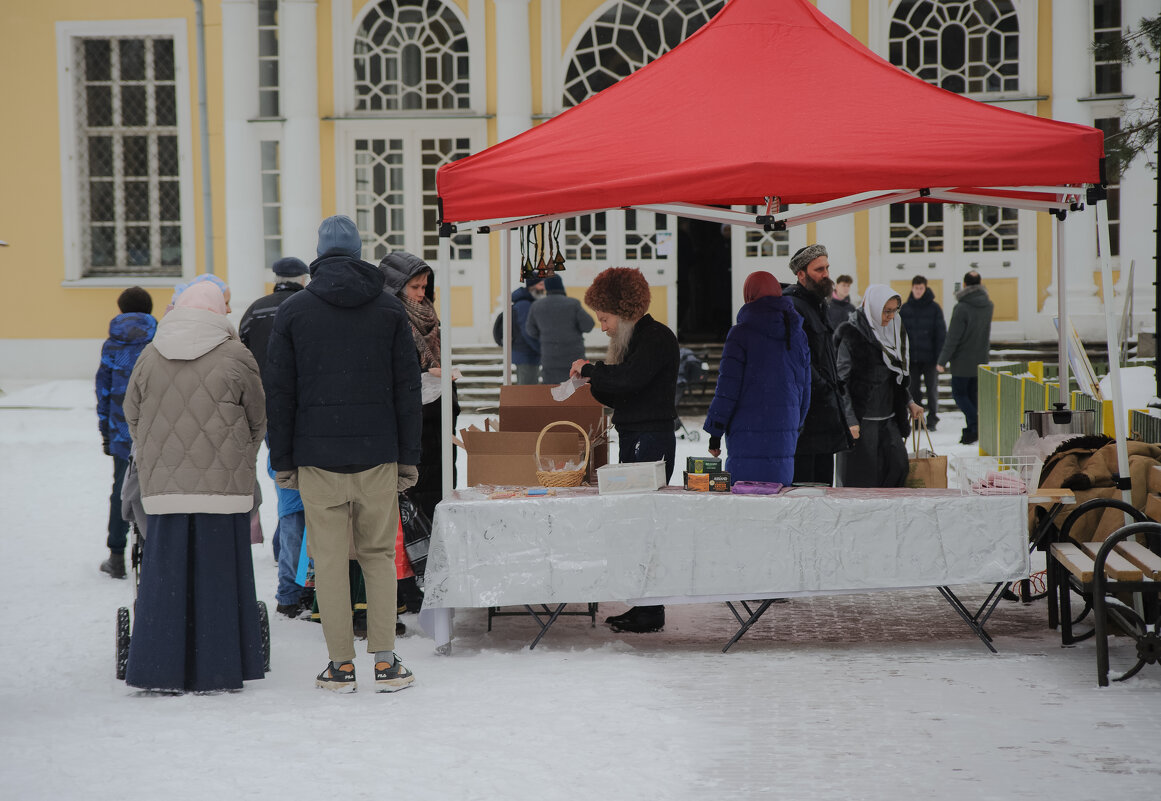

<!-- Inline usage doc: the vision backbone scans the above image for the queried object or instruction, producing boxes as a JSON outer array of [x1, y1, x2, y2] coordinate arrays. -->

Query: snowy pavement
[[1, 379, 1158, 800]]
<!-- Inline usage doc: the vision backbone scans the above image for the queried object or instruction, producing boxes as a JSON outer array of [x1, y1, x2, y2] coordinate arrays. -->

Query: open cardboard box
[[455, 384, 609, 487]]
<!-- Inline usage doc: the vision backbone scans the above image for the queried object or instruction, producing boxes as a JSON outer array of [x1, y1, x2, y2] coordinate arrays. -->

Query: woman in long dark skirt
[[123, 281, 267, 692]]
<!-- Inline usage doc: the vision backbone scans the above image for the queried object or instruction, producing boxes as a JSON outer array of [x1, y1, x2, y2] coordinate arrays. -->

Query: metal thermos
[[1022, 403, 1097, 437]]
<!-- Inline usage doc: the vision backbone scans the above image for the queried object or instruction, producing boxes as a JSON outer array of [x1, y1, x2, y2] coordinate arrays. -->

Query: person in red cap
[[703, 271, 811, 486]]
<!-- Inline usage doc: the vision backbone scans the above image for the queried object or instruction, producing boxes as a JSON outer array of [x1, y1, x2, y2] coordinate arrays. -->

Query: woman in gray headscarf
[[833, 284, 923, 487]]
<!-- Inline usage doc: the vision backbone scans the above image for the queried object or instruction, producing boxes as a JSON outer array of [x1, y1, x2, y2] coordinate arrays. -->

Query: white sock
[[375, 651, 395, 665]]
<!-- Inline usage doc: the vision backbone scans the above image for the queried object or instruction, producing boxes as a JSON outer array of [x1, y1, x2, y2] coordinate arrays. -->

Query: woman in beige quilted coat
[[123, 282, 267, 692]]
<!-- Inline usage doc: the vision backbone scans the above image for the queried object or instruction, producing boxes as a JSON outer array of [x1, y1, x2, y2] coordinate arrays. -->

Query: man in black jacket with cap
[[239, 256, 309, 378], [264, 215, 423, 693]]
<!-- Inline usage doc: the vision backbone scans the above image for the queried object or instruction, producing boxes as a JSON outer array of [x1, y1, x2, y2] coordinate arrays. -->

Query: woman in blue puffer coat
[[703, 271, 811, 486]]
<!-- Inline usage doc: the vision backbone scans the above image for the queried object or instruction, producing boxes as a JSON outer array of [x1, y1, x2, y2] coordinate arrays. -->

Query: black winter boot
[[605, 605, 665, 633], [100, 551, 126, 580]]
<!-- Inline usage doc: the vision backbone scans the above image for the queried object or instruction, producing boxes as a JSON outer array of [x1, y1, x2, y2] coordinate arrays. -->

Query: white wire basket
[[953, 455, 1043, 496]]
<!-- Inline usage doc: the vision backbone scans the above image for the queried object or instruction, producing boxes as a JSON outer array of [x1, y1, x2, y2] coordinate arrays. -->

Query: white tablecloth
[[418, 487, 1029, 646]]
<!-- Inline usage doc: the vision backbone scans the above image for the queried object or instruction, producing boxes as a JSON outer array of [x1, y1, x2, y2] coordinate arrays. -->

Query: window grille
[[563, 214, 608, 261], [742, 205, 789, 259], [563, 0, 725, 107], [888, 0, 1020, 94], [889, 203, 944, 253], [74, 36, 182, 277], [421, 137, 472, 261], [258, 0, 280, 117], [260, 141, 282, 268], [1093, 0, 1122, 95], [624, 210, 672, 260], [353, 0, 470, 111], [962, 205, 1018, 252], [354, 138, 406, 261], [1093, 117, 1121, 257]]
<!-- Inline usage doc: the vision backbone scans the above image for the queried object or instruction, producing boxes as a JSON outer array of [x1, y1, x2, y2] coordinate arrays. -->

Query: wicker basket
[[535, 420, 591, 487]]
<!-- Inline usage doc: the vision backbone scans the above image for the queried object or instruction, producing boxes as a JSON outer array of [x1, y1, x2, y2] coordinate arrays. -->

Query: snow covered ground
[[1, 379, 1158, 800]]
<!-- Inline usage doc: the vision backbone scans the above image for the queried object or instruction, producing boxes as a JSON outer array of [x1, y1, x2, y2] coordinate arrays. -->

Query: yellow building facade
[[1, 0, 1154, 377]]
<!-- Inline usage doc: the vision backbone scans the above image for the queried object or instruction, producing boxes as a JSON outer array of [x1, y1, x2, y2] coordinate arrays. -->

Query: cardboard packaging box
[[686, 456, 723, 474], [683, 471, 709, 492], [456, 384, 608, 487], [707, 471, 732, 492]]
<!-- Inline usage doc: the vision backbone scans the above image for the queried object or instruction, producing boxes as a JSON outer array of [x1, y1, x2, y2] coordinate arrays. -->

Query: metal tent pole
[[438, 235, 454, 499], [1056, 214, 1070, 400], [502, 228, 512, 386]]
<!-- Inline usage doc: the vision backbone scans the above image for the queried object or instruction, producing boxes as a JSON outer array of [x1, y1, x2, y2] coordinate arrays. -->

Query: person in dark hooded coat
[[833, 285, 923, 488], [898, 275, 946, 431], [703, 271, 810, 486]]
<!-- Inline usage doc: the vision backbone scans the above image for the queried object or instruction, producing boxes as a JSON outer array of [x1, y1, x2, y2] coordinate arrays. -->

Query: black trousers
[[792, 452, 835, 486], [835, 418, 908, 488], [908, 361, 940, 425]]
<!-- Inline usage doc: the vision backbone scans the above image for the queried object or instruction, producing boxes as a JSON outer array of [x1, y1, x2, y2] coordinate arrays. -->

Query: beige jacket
[[124, 307, 266, 515]]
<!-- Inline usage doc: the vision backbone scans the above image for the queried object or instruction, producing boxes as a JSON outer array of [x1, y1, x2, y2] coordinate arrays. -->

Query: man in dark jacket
[[525, 274, 595, 384], [937, 270, 993, 445], [264, 215, 423, 693], [238, 256, 308, 378], [510, 278, 543, 384], [899, 275, 946, 431], [571, 267, 678, 634], [783, 244, 852, 485]]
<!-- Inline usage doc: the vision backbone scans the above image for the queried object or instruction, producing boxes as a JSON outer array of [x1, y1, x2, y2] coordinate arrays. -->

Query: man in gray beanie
[[264, 214, 423, 692], [782, 244, 852, 484]]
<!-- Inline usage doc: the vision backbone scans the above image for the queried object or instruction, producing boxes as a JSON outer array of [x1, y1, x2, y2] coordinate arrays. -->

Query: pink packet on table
[[731, 481, 783, 495]]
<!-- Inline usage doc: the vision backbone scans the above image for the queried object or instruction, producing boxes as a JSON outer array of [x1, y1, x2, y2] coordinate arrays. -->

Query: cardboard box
[[707, 471, 732, 492], [1146, 492, 1161, 523], [457, 384, 609, 487], [459, 428, 589, 487], [686, 456, 723, 474], [683, 471, 709, 492]]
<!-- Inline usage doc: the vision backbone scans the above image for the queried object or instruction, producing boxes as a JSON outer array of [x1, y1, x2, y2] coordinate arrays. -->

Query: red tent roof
[[437, 0, 1103, 224]]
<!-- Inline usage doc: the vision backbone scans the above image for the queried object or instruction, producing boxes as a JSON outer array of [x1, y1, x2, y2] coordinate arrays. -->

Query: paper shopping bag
[[905, 420, 948, 488]]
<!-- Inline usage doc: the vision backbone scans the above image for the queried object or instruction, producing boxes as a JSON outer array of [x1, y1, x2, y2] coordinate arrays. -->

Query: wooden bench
[[1048, 519, 1161, 686]]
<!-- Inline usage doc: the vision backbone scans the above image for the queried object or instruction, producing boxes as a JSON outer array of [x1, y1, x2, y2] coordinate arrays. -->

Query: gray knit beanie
[[316, 215, 362, 259], [789, 244, 828, 276]]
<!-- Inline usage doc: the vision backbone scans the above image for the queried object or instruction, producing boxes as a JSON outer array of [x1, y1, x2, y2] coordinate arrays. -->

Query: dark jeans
[[107, 455, 129, 552], [909, 361, 940, 425], [792, 452, 835, 486], [618, 428, 676, 484], [951, 375, 979, 435]]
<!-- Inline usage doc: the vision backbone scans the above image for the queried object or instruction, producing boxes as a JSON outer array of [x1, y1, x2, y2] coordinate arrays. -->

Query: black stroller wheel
[[116, 607, 131, 681], [258, 601, 271, 673]]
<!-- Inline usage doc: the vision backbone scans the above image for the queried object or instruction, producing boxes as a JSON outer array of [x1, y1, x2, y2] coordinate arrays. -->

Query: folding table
[[417, 486, 1029, 653]]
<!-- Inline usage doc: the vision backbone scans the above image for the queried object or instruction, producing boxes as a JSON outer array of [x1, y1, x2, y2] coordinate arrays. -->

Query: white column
[[280, 0, 322, 263], [815, 0, 851, 30], [1046, 6, 1102, 337], [220, 0, 266, 317], [493, 0, 533, 142]]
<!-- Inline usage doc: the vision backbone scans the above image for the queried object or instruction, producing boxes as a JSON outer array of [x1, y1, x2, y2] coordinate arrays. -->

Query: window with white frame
[[72, 35, 183, 277], [962, 205, 1018, 252], [353, 0, 470, 111], [258, 0, 280, 117], [742, 205, 790, 259], [889, 203, 944, 253], [1093, 0, 1122, 95], [260, 141, 282, 267], [1093, 117, 1121, 257], [563, 0, 725, 108], [888, 0, 1020, 94]]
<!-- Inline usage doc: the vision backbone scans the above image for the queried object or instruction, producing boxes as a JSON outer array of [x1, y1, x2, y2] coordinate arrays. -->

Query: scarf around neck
[[860, 284, 907, 384], [401, 295, 441, 370]]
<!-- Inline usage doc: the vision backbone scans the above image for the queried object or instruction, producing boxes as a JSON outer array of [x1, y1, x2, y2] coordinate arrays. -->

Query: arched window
[[562, 0, 724, 107], [353, 0, 470, 111], [888, 0, 1019, 95]]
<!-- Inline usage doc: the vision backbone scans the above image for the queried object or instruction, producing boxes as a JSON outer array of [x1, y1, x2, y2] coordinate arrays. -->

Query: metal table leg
[[937, 584, 1007, 654], [722, 599, 777, 653]]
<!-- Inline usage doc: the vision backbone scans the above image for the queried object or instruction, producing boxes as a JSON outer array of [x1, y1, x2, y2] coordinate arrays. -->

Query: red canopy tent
[[431, 0, 1126, 497], [436, 0, 1103, 225]]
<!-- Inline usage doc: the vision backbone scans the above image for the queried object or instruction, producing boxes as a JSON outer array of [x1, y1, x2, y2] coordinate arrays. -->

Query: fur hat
[[789, 244, 828, 275], [316, 215, 361, 259], [584, 267, 651, 320]]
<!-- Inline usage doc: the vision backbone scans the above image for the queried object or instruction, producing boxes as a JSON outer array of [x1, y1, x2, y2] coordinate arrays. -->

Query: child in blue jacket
[[95, 287, 156, 578]]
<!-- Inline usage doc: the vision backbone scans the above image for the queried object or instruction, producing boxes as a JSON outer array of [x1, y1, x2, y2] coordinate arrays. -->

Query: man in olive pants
[[264, 215, 423, 693]]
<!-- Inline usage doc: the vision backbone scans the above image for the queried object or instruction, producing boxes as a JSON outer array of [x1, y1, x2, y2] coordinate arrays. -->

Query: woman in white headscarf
[[833, 284, 923, 487]]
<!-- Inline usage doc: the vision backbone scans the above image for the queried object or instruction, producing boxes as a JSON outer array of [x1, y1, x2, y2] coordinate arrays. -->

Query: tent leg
[[438, 235, 454, 501], [1094, 198, 1131, 508]]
